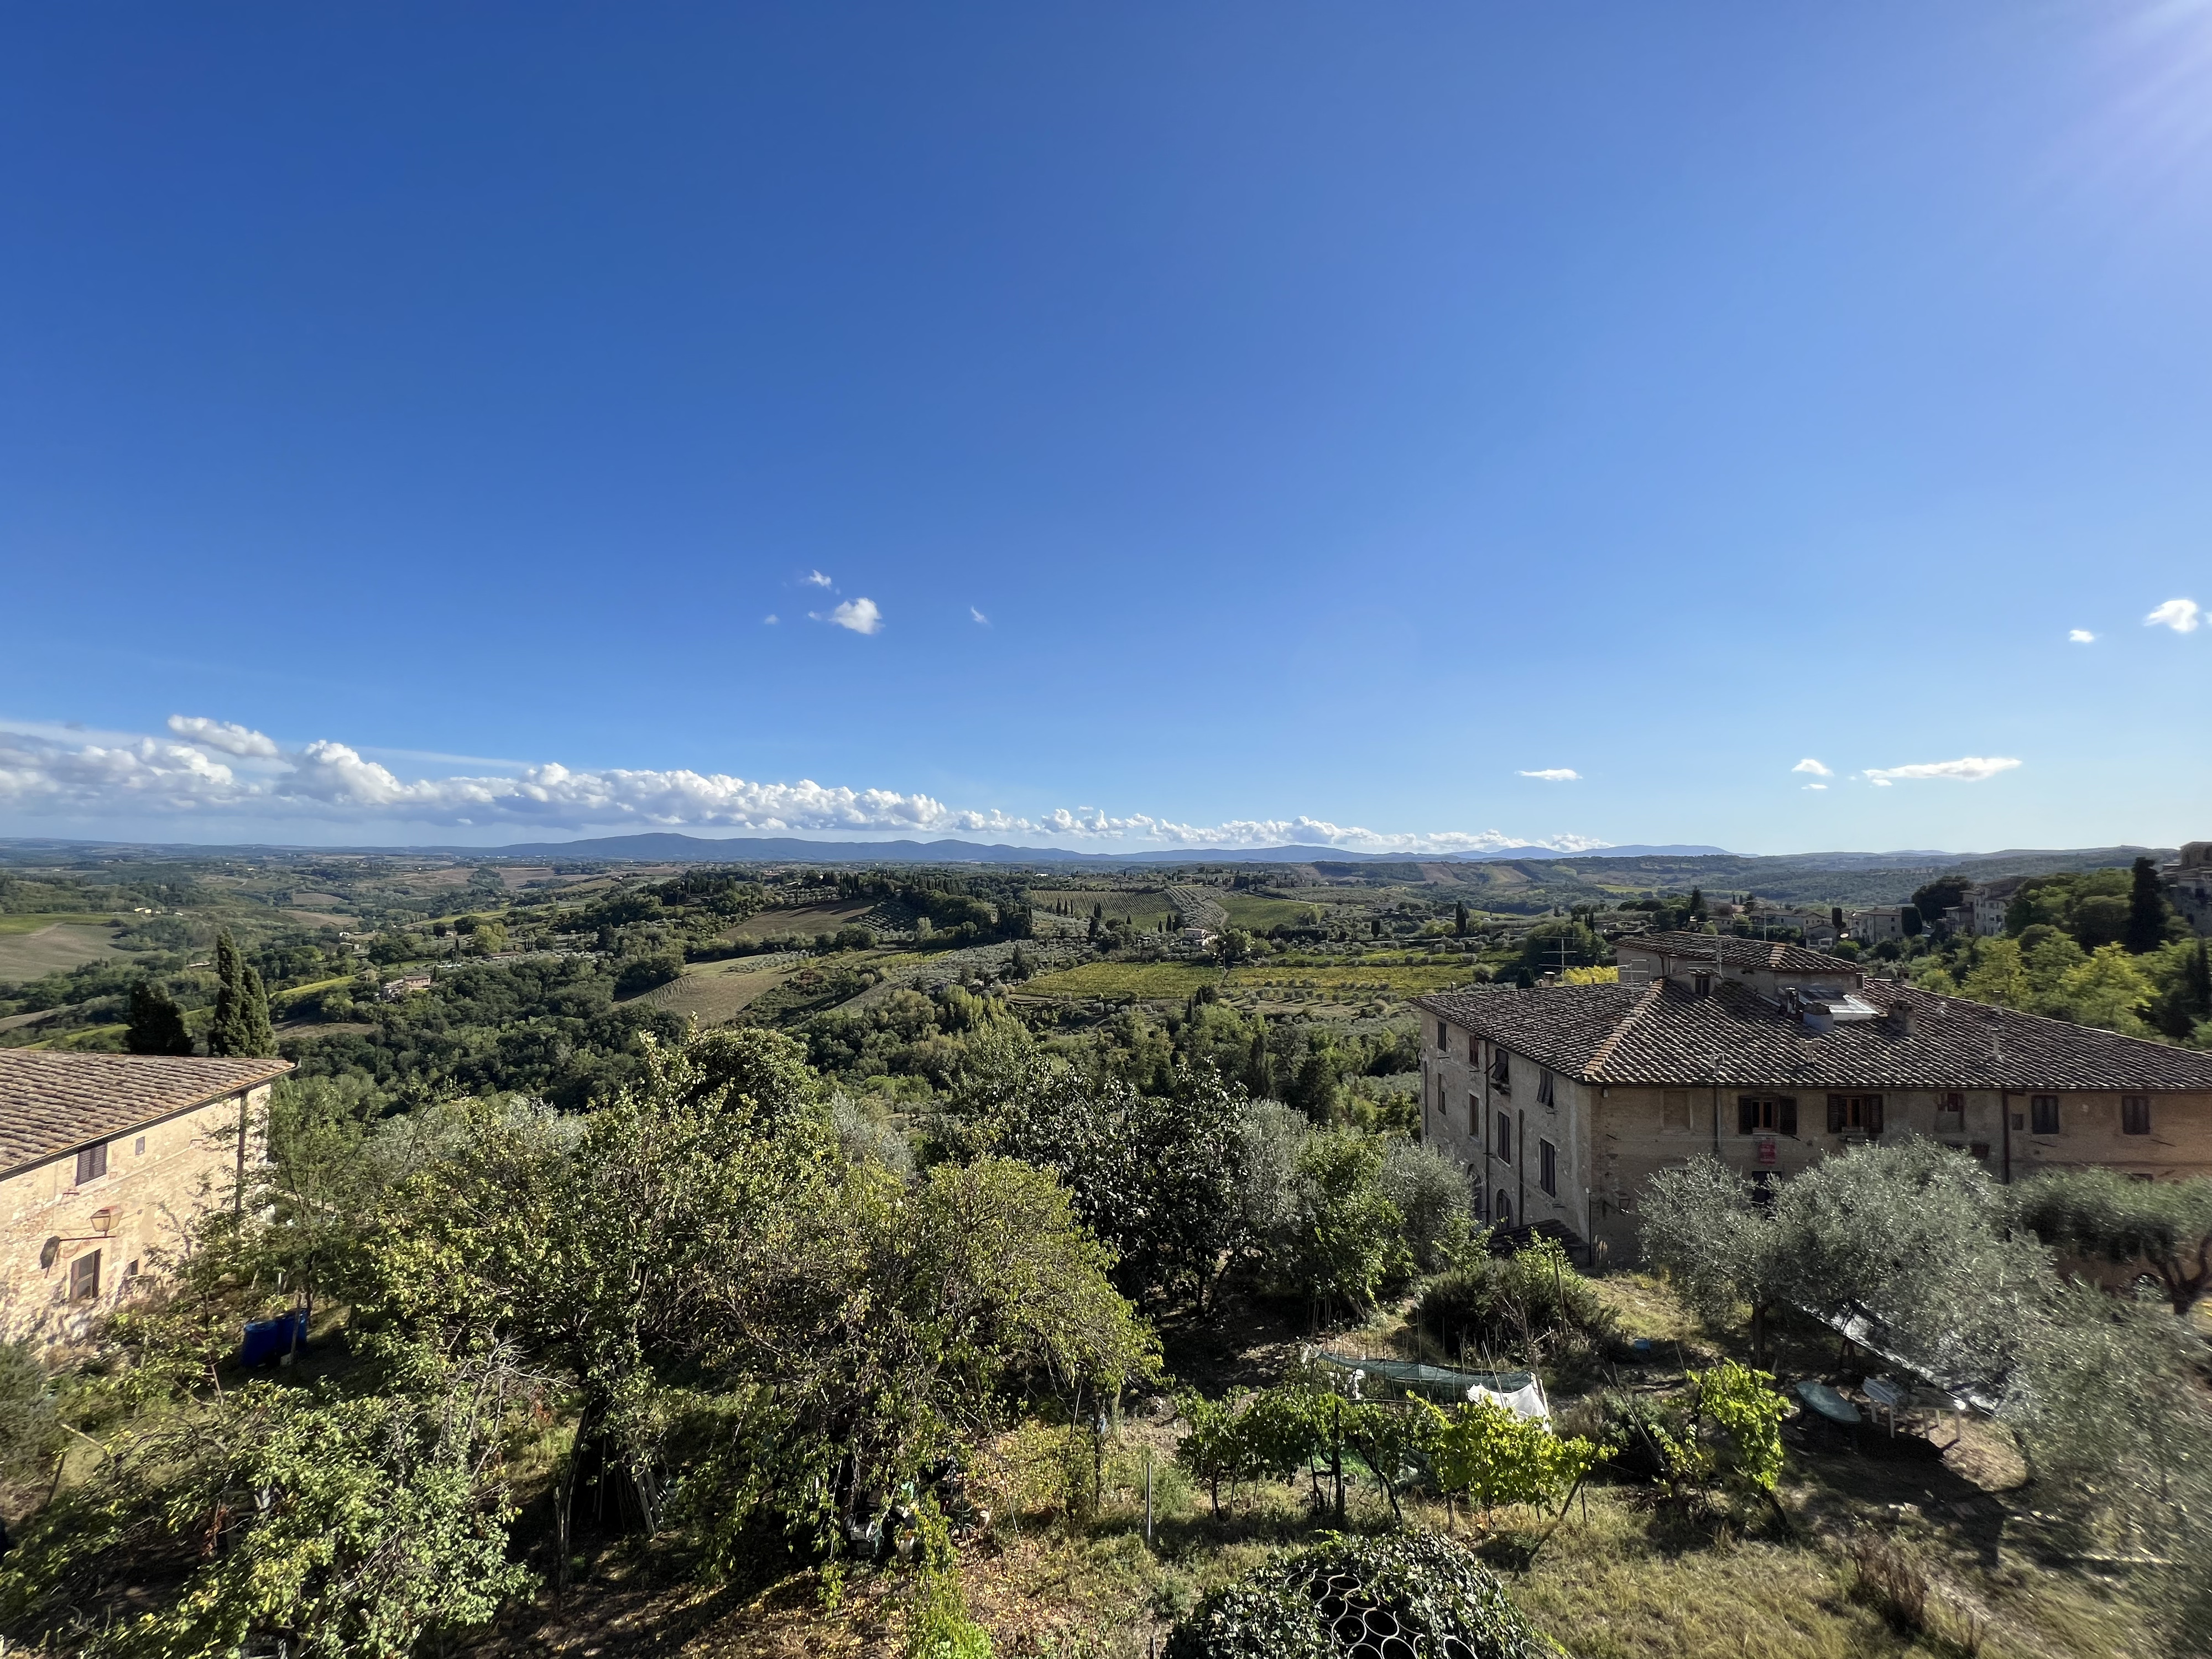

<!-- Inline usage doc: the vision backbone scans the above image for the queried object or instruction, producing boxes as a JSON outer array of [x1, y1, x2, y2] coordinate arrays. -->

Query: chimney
[[1890, 1003, 1916, 1038]]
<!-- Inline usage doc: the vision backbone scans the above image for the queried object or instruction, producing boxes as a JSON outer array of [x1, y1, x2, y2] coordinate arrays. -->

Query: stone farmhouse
[[1415, 931, 2212, 1262], [0, 1051, 290, 1345]]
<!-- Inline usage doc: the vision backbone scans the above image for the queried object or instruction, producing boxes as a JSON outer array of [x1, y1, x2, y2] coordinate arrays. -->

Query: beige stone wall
[[1421, 1022, 1593, 1238], [0, 1083, 267, 1347], [1589, 1084, 2212, 1262]]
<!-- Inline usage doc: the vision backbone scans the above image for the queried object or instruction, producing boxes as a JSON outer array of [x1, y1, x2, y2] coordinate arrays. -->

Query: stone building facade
[[0, 1051, 290, 1344], [1416, 932, 2212, 1262]]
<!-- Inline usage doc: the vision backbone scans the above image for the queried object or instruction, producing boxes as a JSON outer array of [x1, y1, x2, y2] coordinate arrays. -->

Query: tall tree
[[206, 930, 276, 1058], [125, 980, 195, 1056], [2125, 856, 2171, 954]]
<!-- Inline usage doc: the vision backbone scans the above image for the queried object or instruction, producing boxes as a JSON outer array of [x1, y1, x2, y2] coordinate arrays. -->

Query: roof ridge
[[1584, 981, 1665, 1080]]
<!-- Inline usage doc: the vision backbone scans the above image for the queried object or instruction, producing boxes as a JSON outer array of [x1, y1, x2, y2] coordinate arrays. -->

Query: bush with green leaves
[[1378, 1138, 1481, 1272], [1164, 1530, 1558, 1659], [1419, 1397, 1603, 1528], [1410, 1234, 1611, 1363]]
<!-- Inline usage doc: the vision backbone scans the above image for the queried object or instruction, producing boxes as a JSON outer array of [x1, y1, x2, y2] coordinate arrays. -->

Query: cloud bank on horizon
[[0, 716, 1610, 854]]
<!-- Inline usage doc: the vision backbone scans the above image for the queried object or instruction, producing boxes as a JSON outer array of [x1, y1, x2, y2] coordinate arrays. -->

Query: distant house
[[1848, 905, 1907, 945], [0, 1052, 290, 1344], [2162, 843, 2212, 935], [380, 974, 434, 1000], [1967, 877, 2028, 939], [1416, 931, 2212, 1260]]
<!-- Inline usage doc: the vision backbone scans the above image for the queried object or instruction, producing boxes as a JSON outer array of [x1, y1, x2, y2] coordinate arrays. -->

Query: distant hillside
[[0, 834, 2176, 910]]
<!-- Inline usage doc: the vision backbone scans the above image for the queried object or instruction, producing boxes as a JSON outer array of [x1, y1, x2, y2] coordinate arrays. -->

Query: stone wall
[[0, 1083, 269, 1347]]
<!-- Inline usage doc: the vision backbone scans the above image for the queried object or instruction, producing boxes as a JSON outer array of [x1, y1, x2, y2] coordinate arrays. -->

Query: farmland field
[[644, 958, 804, 1024], [723, 899, 877, 942], [1215, 892, 1330, 931], [0, 917, 127, 982], [1027, 889, 1176, 927], [1018, 961, 1221, 1000], [1020, 956, 1486, 1004], [1225, 961, 1481, 998]]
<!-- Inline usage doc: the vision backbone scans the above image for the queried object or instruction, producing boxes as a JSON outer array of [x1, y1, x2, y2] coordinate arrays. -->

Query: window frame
[[1825, 1094, 1885, 1134], [1489, 1050, 1511, 1093], [1537, 1069, 1556, 1108], [75, 1143, 107, 1186], [2030, 1094, 2061, 1136], [1540, 1138, 1558, 1197], [2121, 1095, 2151, 1136], [1737, 1095, 1798, 1135], [69, 1250, 101, 1303], [1495, 1112, 1513, 1164]]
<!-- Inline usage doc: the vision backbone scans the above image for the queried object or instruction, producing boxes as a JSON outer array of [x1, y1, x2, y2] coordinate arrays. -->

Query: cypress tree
[[2124, 857, 2169, 954], [207, 930, 276, 1058], [124, 980, 195, 1056]]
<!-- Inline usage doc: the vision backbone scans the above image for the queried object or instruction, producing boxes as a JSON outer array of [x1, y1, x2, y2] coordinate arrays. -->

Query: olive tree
[[2015, 1168, 2212, 1317]]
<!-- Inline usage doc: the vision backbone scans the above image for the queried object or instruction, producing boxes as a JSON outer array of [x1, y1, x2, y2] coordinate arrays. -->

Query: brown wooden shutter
[[1865, 1095, 1884, 1133], [1778, 1097, 1798, 1136], [1827, 1094, 1845, 1133], [1738, 1097, 1757, 1134]]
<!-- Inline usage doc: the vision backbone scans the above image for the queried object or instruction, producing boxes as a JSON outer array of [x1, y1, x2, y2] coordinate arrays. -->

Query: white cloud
[[2145, 598, 2200, 633], [813, 597, 883, 635], [971, 607, 989, 625], [1517, 769, 1579, 782], [1863, 756, 2023, 783], [1791, 758, 1832, 776], [801, 570, 833, 588], [166, 716, 281, 759], [763, 614, 779, 625], [1803, 784, 1827, 791], [0, 714, 1614, 855], [2068, 629, 2095, 643]]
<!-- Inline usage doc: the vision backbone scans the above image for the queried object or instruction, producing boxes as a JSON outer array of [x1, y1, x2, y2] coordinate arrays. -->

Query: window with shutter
[[2121, 1095, 2151, 1135], [75, 1144, 107, 1185], [1540, 1139, 1558, 1196], [2031, 1095, 2060, 1135], [70, 1250, 100, 1302], [1537, 1070, 1555, 1108], [1826, 1095, 1884, 1133], [1490, 1052, 1511, 1093], [1738, 1095, 1797, 1134], [1496, 1114, 1513, 1162]]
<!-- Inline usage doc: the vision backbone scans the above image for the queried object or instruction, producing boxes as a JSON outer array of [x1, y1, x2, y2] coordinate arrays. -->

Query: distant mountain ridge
[[377, 832, 1737, 864]]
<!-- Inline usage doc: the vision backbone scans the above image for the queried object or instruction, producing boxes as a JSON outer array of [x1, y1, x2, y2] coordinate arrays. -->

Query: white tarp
[[1467, 1376, 1550, 1423]]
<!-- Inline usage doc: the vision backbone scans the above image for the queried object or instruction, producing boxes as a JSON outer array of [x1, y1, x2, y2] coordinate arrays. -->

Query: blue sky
[[2, 3, 2208, 855]]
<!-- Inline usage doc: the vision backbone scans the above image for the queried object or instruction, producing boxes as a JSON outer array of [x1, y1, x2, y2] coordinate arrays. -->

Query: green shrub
[[1164, 1531, 1557, 1659], [1411, 1235, 1612, 1357]]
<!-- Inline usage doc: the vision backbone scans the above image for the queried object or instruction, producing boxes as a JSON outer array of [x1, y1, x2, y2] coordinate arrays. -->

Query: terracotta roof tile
[[1416, 980, 2212, 1092], [0, 1052, 291, 1175]]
